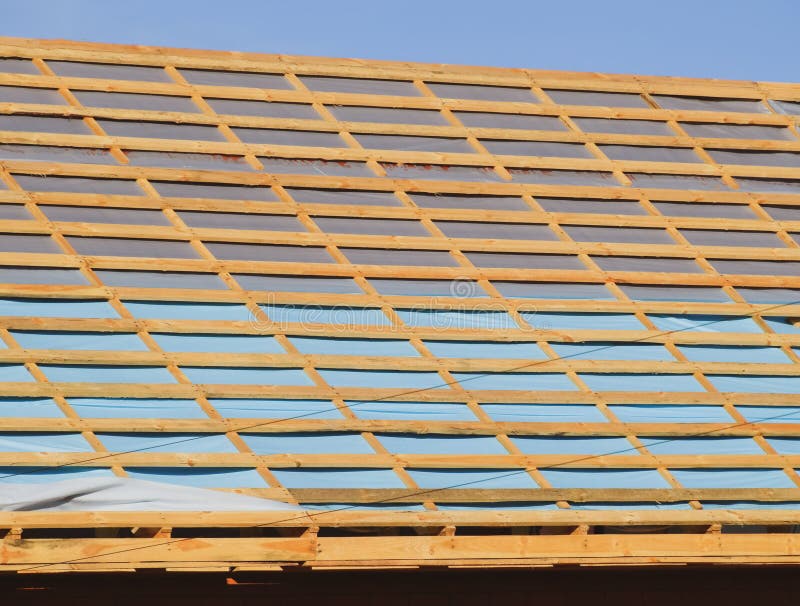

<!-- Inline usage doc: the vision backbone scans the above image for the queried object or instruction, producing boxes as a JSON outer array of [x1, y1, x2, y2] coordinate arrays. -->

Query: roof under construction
[[0, 36, 800, 572]]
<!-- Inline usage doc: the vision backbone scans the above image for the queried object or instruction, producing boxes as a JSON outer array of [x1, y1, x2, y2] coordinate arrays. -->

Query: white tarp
[[0, 478, 301, 511]]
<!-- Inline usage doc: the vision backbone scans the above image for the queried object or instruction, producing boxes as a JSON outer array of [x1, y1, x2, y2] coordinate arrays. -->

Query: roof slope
[[0, 36, 799, 571]]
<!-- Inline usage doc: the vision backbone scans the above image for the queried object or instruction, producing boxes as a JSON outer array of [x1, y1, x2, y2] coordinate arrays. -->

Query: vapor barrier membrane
[[0, 86, 65, 105], [375, 434, 508, 455], [0, 114, 92, 135], [0, 58, 38, 74], [10, 331, 148, 351], [261, 303, 390, 325], [97, 433, 237, 453], [453, 112, 566, 131], [0, 267, 89, 285], [608, 405, 735, 423], [289, 336, 418, 357], [347, 401, 477, 421], [209, 398, 344, 419], [180, 367, 314, 385], [541, 468, 671, 488], [43, 205, 171, 226], [0, 478, 299, 511], [39, 365, 176, 383], [518, 312, 644, 330], [0, 397, 64, 418], [427, 82, 537, 102], [241, 432, 374, 454], [74, 90, 200, 113], [122, 468, 269, 488], [422, 340, 545, 359], [179, 68, 291, 89], [122, 301, 252, 320], [66, 398, 207, 419], [578, 373, 705, 392], [152, 180, 278, 201], [670, 469, 795, 488], [407, 468, 538, 489], [480, 404, 607, 423], [272, 468, 407, 488], [14, 174, 143, 195], [0, 298, 119, 318], [0, 432, 92, 452]]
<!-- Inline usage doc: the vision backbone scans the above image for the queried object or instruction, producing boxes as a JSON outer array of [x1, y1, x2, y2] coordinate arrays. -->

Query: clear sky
[[3, 0, 798, 82]]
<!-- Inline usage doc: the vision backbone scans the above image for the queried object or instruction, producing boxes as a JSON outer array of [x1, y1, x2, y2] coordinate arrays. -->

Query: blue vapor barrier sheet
[[288, 336, 420, 357], [762, 317, 800, 334], [0, 365, 34, 381], [639, 437, 764, 455], [738, 406, 800, 423], [608, 405, 735, 423], [422, 340, 546, 358], [0, 398, 64, 418], [708, 375, 800, 393], [394, 309, 517, 329], [272, 468, 407, 488], [578, 373, 705, 391], [511, 436, 633, 454], [764, 438, 800, 454], [548, 342, 673, 361], [39, 365, 176, 383], [240, 432, 374, 454], [122, 300, 253, 321], [307, 503, 428, 511], [480, 404, 607, 423], [209, 399, 344, 419], [648, 314, 763, 333], [702, 502, 800, 510], [670, 469, 797, 488], [125, 468, 268, 488], [10, 331, 149, 351], [676, 345, 792, 363], [260, 304, 390, 326], [0, 298, 119, 318], [451, 373, 577, 390], [374, 434, 508, 455], [317, 370, 443, 389], [0, 468, 116, 484], [519, 312, 646, 330], [180, 367, 314, 385], [541, 469, 672, 488], [0, 432, 93, 452], [345, 401, 477, 420], [96, 433, 238, 453], [151, 333, 284, 353], [407, 468, 539, 489], [569, 502, 692, 511], [66, 398, 208, 419]]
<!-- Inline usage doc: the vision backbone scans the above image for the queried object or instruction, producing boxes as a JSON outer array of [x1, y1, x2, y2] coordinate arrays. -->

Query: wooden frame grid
[[1, 36, 800, 571]]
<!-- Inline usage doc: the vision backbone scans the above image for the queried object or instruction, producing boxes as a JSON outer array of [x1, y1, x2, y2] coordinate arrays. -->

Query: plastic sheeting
[[126, 150, 253, 172], [97, 433, 237, 453], [541, 468, 671, 488], [738, 406, 800, 423], [70, 236, 201, 259], [407, 468, 538, 489], [512, 436, 631, 455], [677, 345, 791, 363], [0, 365, 33, 382], [732, 178, 800, 194], [178, 210, 305, 232], [330, 105, 448, 125], [410, 193, 528, 211], [234, 128, 345, 147], [0, 432, 92, 452], [11, 331, 148, 351], [151, 333, 284, 353], [74, 90, 200, 113], [648, 314, 761, 333], [482, 140, 593, 158], [272, 468, 406, 488], [681, 122, 794, 141], [600, 145, 701, 163], [508, 168, 616, 186], [0, 85, 65, 105], [206, 242, 334, 263], [209, 398, 343, 419], [466, 253, 583, 270], [347, 401, 476, 421], [609, 405, 735, 423], [0, 144, 116, 165], [317, 369, 443, 389], [15, 174, 143, 195], [481, 404, 607, 423], [652, 95, 768, 114], [423, 340, 545, 359], [627, 173, 729, 191], [0, 114, 92, 135], [708, 375, 800, 394], [546, 89, 649, 109], [301, 76, 420, 96], [572, 117, 674, 136], [48, 60, 172, 82], [237, 274, 362, 294], [43, 205, 171, 226], [180, 367, 314, 386], [394, 309, 516, 329], [451, 372, 577, 391], [124, 468, 267, 488], [453, 112, 566, 131], [0, 267, 88, 285], [153, 180, 278, 201], [207, 98, 317, 119], [381, 163, 502, 183], [241, 432, 374, 454], [0, 234, 61, 254], [0, 204, 33, 220], [0, 58, 38, 74], [95, 270, 226, 289], [549, 342, 672, 361], [314, 216, 428, 236], [285, 187, 400, 206], [67, 398, 207, 419], [594, 257, 701, 273], [564, 225, 673, 244], [653, 201, 756, 220], [436, 220, 556, 240], [495, 282, 614, 300], [369, 278, 488, 297], [641, 437, 762, 455], [0, 298, 118, 318], [536, 197, 647, 215], [123, 301, 251, 321], [0, 397, 64, 418], [339, 248, 458, 267], [427, 82, 536, 102], [290, 336, 418, 357], [355, 133, 473, 153], [262, 303, 388, 326], [258, 157, 374, 177], [519, 311, 645, 330], [578, 373, 704, 392], [179, 68, 291, 89], [376, 434, 507, 455], [681, 229, 785, 248], [620, 285, 732, 302], [0, 477, 299, 511], [670, 469, 795, 488], [99, 120, 227, 142], [40, 365, 176, 384]]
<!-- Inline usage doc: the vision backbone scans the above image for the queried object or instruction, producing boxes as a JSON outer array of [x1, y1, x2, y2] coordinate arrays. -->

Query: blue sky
[[3, 0, 798, 82]]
